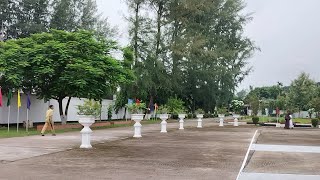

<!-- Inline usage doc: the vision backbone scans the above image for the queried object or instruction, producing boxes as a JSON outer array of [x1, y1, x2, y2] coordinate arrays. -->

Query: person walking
[[289, 114, 294, 129], [41, 105, 56, 136], [284, 111, 290, 129]]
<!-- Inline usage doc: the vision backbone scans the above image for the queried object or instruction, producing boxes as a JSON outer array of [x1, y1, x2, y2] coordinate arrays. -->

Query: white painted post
[[196, 114, 203, 128], [178, 114, 186, 130], [160, 114, 168, 133], [79, 116, 95, 149], [218, 114, 225, 127], [132, 114, 144, 138], [133, 122, 142, 137], [233, 114, 239, 127]]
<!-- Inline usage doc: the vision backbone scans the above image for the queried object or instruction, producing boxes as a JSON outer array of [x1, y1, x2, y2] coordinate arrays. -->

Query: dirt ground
[[0, 126, 256, 180]]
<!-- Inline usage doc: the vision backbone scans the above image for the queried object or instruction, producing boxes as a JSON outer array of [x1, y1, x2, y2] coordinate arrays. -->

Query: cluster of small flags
[[0, 87, 32, 132], [0, 88, 31, 109]]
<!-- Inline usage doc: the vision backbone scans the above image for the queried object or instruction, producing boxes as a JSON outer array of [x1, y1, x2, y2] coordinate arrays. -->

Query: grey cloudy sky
[[96, 0, 320, 90]]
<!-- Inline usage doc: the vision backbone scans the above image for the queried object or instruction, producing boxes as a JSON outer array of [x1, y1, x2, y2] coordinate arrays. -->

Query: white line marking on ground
[[238, 172, 320, 180], [251, 144, 320, 153], [236, 130, 258, 180]]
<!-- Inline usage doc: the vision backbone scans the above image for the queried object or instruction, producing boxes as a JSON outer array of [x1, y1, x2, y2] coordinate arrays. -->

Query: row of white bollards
[[79, 114, 240, 149]]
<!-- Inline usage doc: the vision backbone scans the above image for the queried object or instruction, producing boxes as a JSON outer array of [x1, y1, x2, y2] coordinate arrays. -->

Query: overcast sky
[[96, 0, 320, 90]]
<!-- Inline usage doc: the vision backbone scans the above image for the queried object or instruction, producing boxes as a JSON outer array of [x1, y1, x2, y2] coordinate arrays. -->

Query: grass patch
[[245, 116, 313, 124], [0, 120, 162, 138]]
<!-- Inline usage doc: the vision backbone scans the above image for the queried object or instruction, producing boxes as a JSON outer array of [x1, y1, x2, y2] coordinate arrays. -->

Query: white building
[[0, 94, 129, 125]]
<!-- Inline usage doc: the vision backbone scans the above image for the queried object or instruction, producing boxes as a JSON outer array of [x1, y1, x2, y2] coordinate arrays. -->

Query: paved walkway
[[239, 128, 320, 180], [0, 120, 255, 180], [0, 119, 217, 162], [239, 173, 320, 180], [251, 144, 320, 153]]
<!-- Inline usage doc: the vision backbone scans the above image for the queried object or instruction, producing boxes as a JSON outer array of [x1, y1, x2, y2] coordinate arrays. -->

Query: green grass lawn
[[0, 120, 162, 139], [245, 116, 313, 124]]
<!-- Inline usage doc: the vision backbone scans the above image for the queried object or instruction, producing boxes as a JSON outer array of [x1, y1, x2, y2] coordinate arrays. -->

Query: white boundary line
[[236, 129, 258, 180]]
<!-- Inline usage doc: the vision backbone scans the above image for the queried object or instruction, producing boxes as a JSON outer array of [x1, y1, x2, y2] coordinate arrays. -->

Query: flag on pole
[[0, 87, 3, 107], [27, 93, 31, 110], [7, 91, 12, 107], [17, 90, 21, 108]]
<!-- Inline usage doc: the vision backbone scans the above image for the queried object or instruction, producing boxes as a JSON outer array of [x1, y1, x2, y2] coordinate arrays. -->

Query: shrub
[[217, 107, 227, 115], [203, 113, 212, 118], [166, 97, 186, 115], [252, 116, 259, 125], [157, 105, 169, 114], [270, 113, 277, 117], [126, 103, 146, 114], [311, 119, 319, 128], [231, 100, 244, 114], [77, 100, 101, 117], [187, 113, 194, 119], [195, 108, 205, 115]]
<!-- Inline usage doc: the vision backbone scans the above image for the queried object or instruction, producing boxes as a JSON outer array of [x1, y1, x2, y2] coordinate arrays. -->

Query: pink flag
[[0, 87, 2, 107]]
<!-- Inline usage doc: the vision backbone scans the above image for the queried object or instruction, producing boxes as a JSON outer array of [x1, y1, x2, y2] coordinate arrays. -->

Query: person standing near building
[[41, 105, 56, 136]]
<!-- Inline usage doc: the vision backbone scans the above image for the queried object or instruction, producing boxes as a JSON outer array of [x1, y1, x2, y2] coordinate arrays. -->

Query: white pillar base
[[197, 118, 202, 128], [159, 114, 169, 133], [133, 122, 142, 138], [131, 114, 144, 138], [161, 120, 167, 133], [219, 118, 224, 127], [234, 118, 239, 126], [179, 119, 184, 130], [79, 117, 94, 149]]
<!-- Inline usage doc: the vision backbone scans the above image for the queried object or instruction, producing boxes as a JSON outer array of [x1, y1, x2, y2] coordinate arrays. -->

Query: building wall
[[0, 94, 128, 124]]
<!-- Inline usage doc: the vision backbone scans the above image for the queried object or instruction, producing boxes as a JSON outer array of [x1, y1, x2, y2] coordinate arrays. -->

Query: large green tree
[[125, 0, 257, 112], [287, 72, 317, 115], [0, 30, 132, 123]]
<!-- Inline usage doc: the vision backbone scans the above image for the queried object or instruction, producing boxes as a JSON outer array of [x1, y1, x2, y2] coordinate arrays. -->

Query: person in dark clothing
[[284, 111, 290, 129]]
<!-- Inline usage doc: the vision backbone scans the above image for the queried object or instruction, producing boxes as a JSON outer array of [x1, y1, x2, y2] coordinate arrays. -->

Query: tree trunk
[[133, 2, 140, 64], [58, 97, 68, 125], [123, 107, 127, 120], [64, 96, 71, 118], [155, 1, 163, 57], [58, 98, 66, 124]]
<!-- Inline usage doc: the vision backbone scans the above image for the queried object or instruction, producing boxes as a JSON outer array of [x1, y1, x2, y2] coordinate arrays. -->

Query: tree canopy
[[125, 0, 257, 112], [0, 30, 133, 122]]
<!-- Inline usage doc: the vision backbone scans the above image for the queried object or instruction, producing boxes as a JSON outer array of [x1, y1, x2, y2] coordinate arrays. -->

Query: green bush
[[187, 113, 194, 119], [311, 119, 319, 128], [203, 113, 212, 118], [252, 116, 260, 125], [126, 103, 146, 114], [157, 105, 169, 114], [77, 100, 101, 117], [195, 108, 205, 114], [166, 97, 186, 115]]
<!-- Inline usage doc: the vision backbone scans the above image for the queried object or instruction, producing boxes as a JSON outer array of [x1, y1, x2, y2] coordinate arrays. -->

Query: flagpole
[[17, 107, 19, 132], [26, 108, 29, 132], [7, 106, 10, 132]]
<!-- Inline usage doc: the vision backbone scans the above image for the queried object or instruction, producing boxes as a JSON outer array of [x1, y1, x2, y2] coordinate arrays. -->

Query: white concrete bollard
[[233, 114, 240, 127], [79, 116, 95, 149], [132, 114, 144, 138], [218, 114, 225, 127], [196, 114, 204, 128], [160, 114, 169, 133], [178, 114, 186, 130]]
